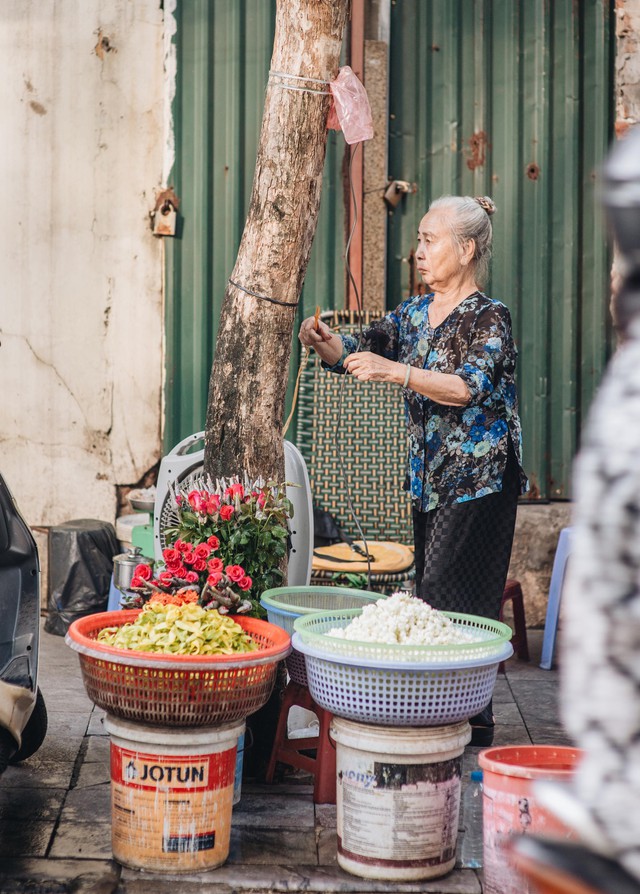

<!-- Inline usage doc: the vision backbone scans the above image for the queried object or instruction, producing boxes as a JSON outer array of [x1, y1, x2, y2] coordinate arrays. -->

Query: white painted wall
[[0, 1, 167, 526]]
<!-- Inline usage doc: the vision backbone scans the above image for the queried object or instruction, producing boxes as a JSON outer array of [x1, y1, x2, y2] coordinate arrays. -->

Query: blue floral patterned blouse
[[328, 291, 528, 511]]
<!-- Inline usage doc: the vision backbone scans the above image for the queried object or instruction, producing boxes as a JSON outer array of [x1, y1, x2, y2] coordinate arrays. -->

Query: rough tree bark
[[204, 0, 349, 482]]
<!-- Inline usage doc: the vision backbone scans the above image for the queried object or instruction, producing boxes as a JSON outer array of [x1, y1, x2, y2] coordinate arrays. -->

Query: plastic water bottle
[[460, 770, 484, 868]]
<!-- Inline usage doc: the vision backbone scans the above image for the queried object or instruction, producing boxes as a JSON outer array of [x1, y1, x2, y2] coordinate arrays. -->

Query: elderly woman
[[299, 195, 528, 745]]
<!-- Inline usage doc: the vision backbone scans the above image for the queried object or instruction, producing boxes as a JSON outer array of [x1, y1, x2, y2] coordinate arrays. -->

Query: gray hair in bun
[[428, 194, 496, 286]]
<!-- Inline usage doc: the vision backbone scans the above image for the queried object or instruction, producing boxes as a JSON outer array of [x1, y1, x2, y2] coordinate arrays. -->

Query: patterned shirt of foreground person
[[325, 290, 528, 511]]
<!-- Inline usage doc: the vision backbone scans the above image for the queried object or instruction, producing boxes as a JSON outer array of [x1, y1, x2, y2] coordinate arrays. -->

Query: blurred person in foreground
[[299, 194, 529, 746], [509, 126, 640, 894], [559, 124, 640, 885]]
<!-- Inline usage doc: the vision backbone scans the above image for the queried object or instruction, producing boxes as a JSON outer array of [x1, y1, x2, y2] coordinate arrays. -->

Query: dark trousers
[[413, 442, 520, 621]]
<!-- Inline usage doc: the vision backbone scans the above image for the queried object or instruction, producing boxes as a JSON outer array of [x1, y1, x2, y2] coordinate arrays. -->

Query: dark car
[[0, 472, 47, 772]]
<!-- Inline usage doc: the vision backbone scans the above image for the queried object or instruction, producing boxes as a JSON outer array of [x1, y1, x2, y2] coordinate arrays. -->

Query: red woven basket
[[66, 610, 291, 727]]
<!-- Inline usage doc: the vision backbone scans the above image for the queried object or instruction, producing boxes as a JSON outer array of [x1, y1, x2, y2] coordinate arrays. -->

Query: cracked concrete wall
[[616, 0, 640, 133], [0, 1, 166, 528]]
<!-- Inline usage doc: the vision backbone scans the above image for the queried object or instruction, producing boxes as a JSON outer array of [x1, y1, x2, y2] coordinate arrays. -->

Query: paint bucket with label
[[331, 717, 471, 881], [479, 745, 583, 894], [104, 715, 245, 872]]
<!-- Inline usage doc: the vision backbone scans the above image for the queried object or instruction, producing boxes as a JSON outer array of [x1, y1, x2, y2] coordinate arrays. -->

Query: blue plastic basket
[[260, 586, 381, 685]]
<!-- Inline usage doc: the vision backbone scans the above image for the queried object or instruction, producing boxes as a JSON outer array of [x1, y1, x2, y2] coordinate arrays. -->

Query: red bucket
[[479, 745, 583, 894]]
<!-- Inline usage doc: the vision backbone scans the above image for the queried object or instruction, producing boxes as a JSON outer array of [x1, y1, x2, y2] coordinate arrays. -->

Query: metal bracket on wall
[[384, 179, 417, 209]]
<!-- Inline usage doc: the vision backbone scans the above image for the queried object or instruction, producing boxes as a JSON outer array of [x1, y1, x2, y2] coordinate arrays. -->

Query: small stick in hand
[[314, 305, 321, 331]]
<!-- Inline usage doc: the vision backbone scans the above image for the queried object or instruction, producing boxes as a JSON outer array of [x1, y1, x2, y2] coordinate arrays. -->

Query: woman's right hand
[[298, 315, 334, 348]]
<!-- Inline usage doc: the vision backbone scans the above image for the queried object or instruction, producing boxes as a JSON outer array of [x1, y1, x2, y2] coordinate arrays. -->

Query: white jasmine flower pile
[[327, 592, 477, 646]]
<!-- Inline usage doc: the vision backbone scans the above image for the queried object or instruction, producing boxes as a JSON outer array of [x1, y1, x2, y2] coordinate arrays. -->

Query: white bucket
[[331, 718, 471, 881], [104, 715, 245, 873]]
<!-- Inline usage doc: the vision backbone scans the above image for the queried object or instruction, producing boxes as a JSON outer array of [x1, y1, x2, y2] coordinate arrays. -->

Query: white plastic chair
[[282, 440, 314, 587], [539, 527, 573, 670], [110, 437, 313, 610]]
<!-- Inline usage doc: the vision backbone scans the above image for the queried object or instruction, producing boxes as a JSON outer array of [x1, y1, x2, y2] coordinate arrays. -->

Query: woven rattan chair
[[296, 310, 415, 594]]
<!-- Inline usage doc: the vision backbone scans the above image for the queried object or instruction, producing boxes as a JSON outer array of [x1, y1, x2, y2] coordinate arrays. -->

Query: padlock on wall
[[153, 201, 177, 236], [151, 188, 179, 237]]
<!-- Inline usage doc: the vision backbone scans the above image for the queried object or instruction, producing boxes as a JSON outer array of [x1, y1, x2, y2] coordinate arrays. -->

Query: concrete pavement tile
[[49, 819, 112, 859], [493, 701, 525, 724], [1, 759, 75, 788], [0, 821, 52, 858], [317, 827, 338, 865], [118, 877, 234, 894], [232, 791, 314, 829], [227, 827, 317, 865], [488, 723, 531, 747], [120, 862, 481, 892], [40, 689, 94, 714], [85, 734, 110, 763], [512, 695, 561, 726], [508, 677, 559, 694], [30, 716, 87, 763], [242, 780, 314, 797], [75, 731, 111, 788], [40, 631, 88, 671], [41, 711, 89, 736], [87, 708, 108, 736], [40, 655, 81, 673], [39, 651, 83, 674], [420, 869, 482, 892], [522, 726, 574, 746], [315, 802, 337, 829], [118, 880, 235, 894], [40, 642, 80, 667], [0, 857, 119, 893], [507, 681, 559, 704], [75, 759, 111, 787], [490, 681, 515, 704], [505, 661, 560, 681], [60, 783, 111, 821], [40, 644, 88, 669], [0, 786, 65, 822], [519, 706, 562, 727]]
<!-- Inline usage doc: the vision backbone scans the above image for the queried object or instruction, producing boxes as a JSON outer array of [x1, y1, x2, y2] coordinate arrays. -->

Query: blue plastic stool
[[539, 527, 573, 670]]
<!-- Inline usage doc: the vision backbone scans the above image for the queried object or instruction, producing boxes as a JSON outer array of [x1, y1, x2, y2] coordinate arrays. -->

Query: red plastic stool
[[499, 578, 530, 671], [265, 681, 336, 804]]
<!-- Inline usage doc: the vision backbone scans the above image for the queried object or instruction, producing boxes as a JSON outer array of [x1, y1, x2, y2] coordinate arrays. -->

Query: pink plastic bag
[[327, 66, 374, 145]]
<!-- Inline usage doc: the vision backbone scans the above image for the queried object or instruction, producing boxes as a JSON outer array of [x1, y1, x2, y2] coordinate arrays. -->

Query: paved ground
[[0, 623, 569, 893]]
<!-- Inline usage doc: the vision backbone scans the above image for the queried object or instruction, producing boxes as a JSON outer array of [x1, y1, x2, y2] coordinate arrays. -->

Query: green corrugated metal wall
[[166, 0, 614, 500], [164, 0, 345, 452], [387, 0, 615, 499]]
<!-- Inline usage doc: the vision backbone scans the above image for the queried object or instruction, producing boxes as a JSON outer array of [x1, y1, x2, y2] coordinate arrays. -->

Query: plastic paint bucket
[[479, 745, 583, 894], [331, 717, 471, 881], [104, 715, 245, 873]]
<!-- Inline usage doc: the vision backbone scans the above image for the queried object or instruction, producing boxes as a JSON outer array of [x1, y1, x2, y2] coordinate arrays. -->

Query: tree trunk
[[204, 0, 349, 482]]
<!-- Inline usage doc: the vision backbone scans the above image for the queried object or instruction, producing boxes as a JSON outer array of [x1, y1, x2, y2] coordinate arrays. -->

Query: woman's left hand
[[343, 351, 404, 384]]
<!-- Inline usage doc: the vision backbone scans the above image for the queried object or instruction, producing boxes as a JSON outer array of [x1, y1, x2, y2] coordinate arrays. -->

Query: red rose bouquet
[[122, 535, 253, 614], [158, 475, 293, 616]]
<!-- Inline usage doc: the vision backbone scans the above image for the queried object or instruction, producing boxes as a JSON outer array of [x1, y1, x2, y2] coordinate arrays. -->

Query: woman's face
[[415, 209, 469, 291]]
